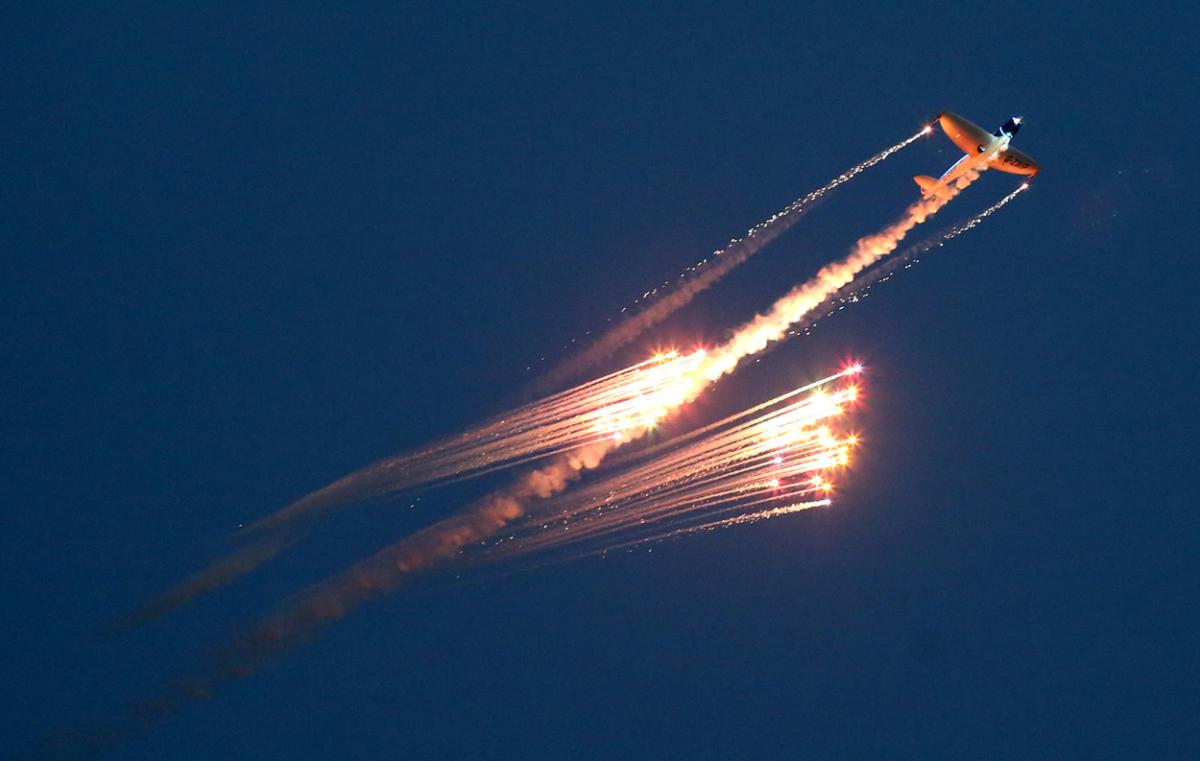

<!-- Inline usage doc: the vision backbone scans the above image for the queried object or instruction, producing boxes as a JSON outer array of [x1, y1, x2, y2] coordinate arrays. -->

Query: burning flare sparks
[[57, 111, 1039, 760], [119, 155, 990, 636], [111, 350, 713, 634], [531, 127, 931, 393], [476, 368, 865, 563]]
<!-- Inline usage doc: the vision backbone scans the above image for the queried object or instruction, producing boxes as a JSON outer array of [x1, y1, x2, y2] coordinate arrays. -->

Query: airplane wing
[[990, 146, 1040, 176], [937, 112, 994, 155]]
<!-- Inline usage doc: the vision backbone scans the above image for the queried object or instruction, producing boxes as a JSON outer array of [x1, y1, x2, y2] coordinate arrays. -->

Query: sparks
[[474, 365, 868, 563]]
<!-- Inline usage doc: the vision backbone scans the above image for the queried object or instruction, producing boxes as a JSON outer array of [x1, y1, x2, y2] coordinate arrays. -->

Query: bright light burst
[[530, 127, 930, 396], [476, 365, 866, 563], [241, 349, 712, 537], [590, 349, 707, 438], [127, 348, 729, 629], [89, 111, 1039, 757], [184, 142, 987, 616]]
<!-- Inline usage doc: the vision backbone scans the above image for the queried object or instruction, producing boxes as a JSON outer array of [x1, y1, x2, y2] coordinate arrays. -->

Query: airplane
[[914, 112, 1039, 198]]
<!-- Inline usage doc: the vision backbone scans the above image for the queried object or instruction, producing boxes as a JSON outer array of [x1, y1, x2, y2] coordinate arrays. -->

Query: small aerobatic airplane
[[915, 112, 1039, 198]]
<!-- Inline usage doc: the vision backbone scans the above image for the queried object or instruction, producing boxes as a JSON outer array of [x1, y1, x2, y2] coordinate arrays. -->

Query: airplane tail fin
[[913, 176, 939, 195]]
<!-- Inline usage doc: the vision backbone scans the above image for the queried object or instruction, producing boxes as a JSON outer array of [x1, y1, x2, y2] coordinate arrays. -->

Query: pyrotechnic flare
[[120, 126, 969, 638], [531, 127, 931, 394], [217, 370, 861, 674], [54, 367, 864, 760], [120, 144, 987, 642], [475, 370, 863, 565], [112, 351, 708, 633], [385, 162, 986, 581], [654, 499, 834, 538], [251, 351, 707, 533], [126, 146, 1012, 710], [137, 152, 984, 632], [53, 117, 1038, 760]]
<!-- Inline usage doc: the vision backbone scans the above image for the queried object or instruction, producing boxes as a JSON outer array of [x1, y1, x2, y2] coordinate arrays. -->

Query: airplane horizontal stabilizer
[[913, 175, 939, 193]]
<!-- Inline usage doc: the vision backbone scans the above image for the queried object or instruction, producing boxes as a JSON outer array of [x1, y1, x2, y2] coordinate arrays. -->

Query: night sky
[[5, 4, 1198, 759]]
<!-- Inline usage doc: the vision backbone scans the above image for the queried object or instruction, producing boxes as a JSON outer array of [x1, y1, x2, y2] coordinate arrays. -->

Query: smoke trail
[[475, 375, 859, 566], [194, 165, 982, 661], [50, 446, 620, 760], [158, 169, 977, 679], [56, 370, 858, 758], [791, 182, 1031, 339], [110, 352, 705, 635], [71, 157, 994, 759], [404, 168, 986, 583], [112, 128, 938, 637], [843, 182, 1030, 294], [221, 441, 615, 656], [240, 352, 703, 537], [101, 537, 301, 638], [698, 166, 985, 380], [529, 127, 931, 395]]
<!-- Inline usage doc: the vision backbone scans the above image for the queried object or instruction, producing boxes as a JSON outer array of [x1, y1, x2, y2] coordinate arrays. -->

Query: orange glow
[[591, 349, 707, 436], [481, 363, 868, 564]]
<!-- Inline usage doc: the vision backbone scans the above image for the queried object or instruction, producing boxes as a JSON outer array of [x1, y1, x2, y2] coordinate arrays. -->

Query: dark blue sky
[[4, 4, 1197, 759]]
